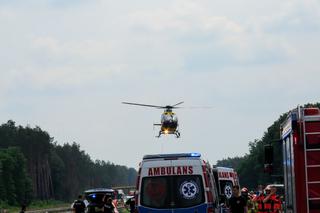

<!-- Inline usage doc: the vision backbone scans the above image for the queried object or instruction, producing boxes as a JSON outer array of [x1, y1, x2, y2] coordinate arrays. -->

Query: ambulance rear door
[[171, 159, 207, 213]]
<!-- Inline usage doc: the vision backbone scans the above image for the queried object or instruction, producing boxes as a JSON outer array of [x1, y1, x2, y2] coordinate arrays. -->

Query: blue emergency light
[[143, 152, 201, 159], [190, 152, 201, 157]]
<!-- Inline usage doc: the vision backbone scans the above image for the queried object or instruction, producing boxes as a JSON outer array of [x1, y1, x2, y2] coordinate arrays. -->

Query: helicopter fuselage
[[158, 111, 180, 137]]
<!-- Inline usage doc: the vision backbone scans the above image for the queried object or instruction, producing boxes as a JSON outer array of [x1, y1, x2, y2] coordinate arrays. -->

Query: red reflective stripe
[[202, 165, 209, 187], [206, 191, 213, 202], [256, 195, 269, 213], [273, 198, 282, 211], [207, 206, 214, 213], [257, 200, 265, 211], [264, 202, 271, 209], [135, 168, 141, 205]]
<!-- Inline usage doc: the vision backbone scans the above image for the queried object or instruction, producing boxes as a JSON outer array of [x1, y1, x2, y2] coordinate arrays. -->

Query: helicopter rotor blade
[[171, 101, 184, 107], [122, 102, 164, 109], [183, 106, 214, 109]]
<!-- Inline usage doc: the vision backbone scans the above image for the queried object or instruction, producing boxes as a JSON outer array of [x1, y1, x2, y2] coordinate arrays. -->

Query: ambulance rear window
[[141, 175, 205, 209]]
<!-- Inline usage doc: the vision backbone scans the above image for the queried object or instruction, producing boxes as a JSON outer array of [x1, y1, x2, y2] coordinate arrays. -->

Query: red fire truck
[[280, 106, 320, 213]]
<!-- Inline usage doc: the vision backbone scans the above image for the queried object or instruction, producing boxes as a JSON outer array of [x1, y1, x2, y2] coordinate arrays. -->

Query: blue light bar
[[190, 152, 201, 157], [143, 153, 201, 160]]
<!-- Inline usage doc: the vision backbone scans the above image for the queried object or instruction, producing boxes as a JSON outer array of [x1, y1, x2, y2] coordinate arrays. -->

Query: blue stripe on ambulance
[[138, 203, 209, 213]]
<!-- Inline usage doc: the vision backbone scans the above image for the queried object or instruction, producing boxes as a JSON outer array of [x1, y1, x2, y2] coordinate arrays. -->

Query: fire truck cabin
[[281, 106, 320, 213]]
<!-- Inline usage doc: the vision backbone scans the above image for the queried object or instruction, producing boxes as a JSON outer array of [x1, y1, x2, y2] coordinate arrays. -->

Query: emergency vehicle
[[280, 106, 320, 213], [84, 188, 116, 213], [135, 153, 220, 213], [212, 167, 239, 200]]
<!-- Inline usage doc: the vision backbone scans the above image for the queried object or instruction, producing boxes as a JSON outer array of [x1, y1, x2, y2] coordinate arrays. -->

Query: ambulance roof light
[[190, 152, 201, 157], [143, 152, 201, 160]]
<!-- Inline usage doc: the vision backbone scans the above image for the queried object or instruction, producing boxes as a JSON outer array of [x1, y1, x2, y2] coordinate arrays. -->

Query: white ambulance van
[[135, 153, 220, 213], [212, 167, 239, 212], [212, 167, 239, 200]]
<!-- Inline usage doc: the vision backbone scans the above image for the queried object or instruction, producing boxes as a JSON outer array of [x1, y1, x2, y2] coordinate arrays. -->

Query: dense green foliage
[[216, 103, 320, 190], [0, 121, 137, 207], [0, 147, 32, 206]]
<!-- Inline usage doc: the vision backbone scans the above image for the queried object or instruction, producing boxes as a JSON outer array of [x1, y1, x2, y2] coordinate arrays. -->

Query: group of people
[[72, 195, 116, 213], [227, 185, 282, 213]]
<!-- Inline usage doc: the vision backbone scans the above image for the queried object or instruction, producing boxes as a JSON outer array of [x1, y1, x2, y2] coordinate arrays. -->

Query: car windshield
[[141, 175, 205, 209], [85, 192, 114, 206]]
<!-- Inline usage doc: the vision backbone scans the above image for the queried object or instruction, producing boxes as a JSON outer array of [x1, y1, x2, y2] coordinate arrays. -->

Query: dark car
[[84, 188, 115, 213]]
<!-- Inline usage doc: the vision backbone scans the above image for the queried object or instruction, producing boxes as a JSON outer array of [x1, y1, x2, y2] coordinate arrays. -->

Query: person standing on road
[[241, 188, 256, 213], [247, 191, 257, 213], [253, 185, 266, 213], [228, 185, 248, 213], [103, 197, 115, 213], [72, 195, 86, 213], [263, 186, 282, 213], [125, 197, 135, 213], [19, 204, 26, 213], [241, 187, 249, 203]]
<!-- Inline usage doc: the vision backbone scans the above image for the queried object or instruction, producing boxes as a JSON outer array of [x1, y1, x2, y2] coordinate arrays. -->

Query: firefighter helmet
[[241, 187, 248, 193]]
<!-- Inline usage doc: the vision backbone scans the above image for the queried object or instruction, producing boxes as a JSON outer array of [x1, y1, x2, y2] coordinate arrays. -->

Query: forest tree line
[[1, 103, 318, 206], [215, 103, 320, 190], [0, 120, 137, 206]]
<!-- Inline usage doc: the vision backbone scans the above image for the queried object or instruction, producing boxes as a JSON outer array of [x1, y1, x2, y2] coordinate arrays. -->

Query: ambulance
[[135, 153, 220, 213], [212, 167, 239, 200]]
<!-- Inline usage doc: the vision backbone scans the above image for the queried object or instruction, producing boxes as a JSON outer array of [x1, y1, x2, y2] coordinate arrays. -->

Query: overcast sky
[[1, 0, 319, 169]]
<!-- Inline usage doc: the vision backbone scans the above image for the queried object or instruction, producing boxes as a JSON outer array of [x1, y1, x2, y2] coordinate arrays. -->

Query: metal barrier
[[25, 207, 72, 213]]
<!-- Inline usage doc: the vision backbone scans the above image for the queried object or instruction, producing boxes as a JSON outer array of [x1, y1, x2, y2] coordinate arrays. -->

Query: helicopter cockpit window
[[161, 114, 170, 122], [161, 114, 177, 122], [173, 115, 178, 122]]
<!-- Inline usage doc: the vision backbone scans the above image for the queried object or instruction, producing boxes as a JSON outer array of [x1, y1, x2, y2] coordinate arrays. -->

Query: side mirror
[[264, 144, 273, 174]]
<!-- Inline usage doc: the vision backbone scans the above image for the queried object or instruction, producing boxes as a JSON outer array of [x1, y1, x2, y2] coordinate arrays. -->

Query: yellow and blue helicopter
[[122, 101, 183, 138]]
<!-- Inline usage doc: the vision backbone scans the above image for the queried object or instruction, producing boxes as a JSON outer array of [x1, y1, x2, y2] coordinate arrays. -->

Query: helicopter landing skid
[[156, 131, 180, 138], [175, 131, 181, 138]]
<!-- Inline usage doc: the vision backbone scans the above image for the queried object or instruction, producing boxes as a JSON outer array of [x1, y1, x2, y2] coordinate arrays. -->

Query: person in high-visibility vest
[[253, 192, 265, 213], [247, 191, 257, 213], [263, 186, 282, 213], [252, 185, 265, 213]]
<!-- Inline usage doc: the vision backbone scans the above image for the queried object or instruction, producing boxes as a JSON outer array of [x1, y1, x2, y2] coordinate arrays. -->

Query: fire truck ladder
[[303, 112, 320, 213]]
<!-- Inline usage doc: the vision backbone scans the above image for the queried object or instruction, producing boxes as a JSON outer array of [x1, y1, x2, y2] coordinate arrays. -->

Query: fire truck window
[[284, 136, 294, 208], [264, 145, 273, 164]]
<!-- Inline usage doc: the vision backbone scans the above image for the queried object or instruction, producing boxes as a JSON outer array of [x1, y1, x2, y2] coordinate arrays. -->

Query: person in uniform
[[125, 197, 135, 213], [103, 198, 115, 213], [19, 204, 26, 213], [72, 195, 86, 213], [253, 187, 265, 213], [263, 186, 282, 213], [228, 185, 248, 213]]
